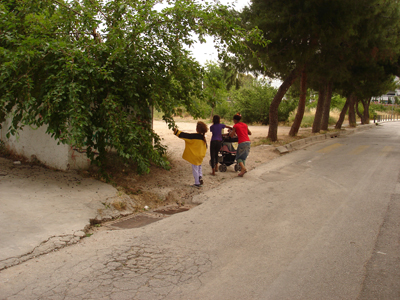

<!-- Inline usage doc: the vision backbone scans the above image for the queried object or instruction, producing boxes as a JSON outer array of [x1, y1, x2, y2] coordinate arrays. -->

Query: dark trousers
[[210, 140, 222, 168]]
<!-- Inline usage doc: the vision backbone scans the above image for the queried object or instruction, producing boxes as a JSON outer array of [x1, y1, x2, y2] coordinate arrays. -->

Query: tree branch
[[52, 0, 83, 17]]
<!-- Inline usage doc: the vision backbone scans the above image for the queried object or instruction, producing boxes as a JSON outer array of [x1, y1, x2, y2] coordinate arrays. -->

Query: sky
[[157, 0, 282, 87], [154, 0, 250, 65], [189, 0, 251, 65]]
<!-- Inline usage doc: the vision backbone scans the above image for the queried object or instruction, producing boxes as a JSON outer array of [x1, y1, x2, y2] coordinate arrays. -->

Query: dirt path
[[0, 119, 307, 215], [119, 119, 286, 209]]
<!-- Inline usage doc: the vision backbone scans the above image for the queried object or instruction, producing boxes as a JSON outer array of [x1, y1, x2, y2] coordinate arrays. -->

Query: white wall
[[1, 119, 90, 171]]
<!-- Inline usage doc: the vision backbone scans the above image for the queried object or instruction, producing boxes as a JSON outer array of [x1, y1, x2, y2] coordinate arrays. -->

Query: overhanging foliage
[[0, 0, 263, 174]]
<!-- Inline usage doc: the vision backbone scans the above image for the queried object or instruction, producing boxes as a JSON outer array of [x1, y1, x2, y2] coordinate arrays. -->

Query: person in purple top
[[210, 115, 232, 176]]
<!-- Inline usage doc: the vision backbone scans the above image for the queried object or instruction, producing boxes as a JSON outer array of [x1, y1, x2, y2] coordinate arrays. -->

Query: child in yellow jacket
[[173, 121, 208, 187]]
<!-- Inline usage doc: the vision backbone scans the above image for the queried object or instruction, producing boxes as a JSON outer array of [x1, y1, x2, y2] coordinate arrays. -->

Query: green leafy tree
[[236, 0, 365, 140], [220, 62, 254, 91], [235, 0, 400, 139], [228, 78, 292, 125], [330, 94, 347, 110], [203, 62, 227, 118], [289, 70, 307, 136], [0, 0, 259, 174], [332, 0, 400, 128]]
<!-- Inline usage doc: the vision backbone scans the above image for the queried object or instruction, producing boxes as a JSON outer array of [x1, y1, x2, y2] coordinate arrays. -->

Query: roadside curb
[[276, 123, 377, 154]]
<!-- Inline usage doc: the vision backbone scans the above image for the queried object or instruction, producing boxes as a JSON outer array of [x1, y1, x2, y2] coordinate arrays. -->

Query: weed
[[162, 150, 174, 164], [112, 201, 127, 211], [131, 189, 142, 195], [101, 202, 110, 209]]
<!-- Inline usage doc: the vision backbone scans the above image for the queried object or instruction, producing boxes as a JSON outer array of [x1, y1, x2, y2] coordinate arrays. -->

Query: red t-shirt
[[233, 122, 250, 144]]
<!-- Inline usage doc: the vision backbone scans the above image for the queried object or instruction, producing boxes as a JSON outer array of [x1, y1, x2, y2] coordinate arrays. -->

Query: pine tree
[[235, 0, 400, 139]]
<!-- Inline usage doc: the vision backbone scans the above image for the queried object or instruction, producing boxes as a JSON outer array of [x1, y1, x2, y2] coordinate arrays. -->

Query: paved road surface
[[1, 122, 400, 299]]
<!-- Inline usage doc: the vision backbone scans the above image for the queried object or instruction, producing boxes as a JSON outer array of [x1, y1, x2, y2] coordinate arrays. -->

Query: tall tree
[[0, 0, 256, 174], [348, 94, 357, 127], [335, 0, 400, 124], [203, 62, 227, 118], [236, 0, 375, 141], [234, 0, 400, 140], [335, 95, 350, 129], [321, 81, 333, 131], [312, 84, 326, 133], [289, 69, 307, 137]]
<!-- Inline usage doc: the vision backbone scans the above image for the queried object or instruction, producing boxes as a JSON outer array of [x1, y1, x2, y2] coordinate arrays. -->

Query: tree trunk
[[355, 99, 364, 124], [321, 81, 333, 131], [348, 94, 357, 127], [312, 84, 326, 133], [267, 67, 300, 141], [335, 96, 350, 129], [289, 69, 307, 137], [361, 97, 371, 124]]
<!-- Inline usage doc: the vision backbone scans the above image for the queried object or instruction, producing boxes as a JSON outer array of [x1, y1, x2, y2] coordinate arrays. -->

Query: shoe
[[191, 184, 201, 188], [199, 176, 204, 185], [238, 170, 247, 177]]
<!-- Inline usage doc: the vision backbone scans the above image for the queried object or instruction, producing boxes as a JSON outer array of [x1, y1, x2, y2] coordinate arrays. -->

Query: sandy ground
[[126, 119, 287, 208], [1, 119, 311, 215]]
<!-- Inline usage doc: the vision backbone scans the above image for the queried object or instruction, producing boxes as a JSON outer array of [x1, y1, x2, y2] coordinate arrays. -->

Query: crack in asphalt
[[0, 232, 85, 271], [1, 240, 213, 300]]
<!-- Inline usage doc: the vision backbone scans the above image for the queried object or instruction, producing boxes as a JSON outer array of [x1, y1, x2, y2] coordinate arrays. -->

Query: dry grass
[[112, 201, 127, 211]]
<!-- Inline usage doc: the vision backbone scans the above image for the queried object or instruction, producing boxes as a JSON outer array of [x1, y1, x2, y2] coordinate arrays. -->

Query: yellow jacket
[[173, 129, 207, 165]]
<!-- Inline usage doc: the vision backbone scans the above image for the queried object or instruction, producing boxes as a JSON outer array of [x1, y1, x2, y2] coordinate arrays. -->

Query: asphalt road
[[1, 122, 400, 300]]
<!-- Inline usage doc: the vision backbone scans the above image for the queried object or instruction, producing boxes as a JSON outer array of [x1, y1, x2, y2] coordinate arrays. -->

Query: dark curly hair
[[196, 121, 208, 143], [196, 121, 208, 134]]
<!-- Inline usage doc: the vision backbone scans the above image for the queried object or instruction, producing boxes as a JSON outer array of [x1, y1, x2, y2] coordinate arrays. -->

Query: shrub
[[214, 99, 236, 120], [227, 80, 296, 124], [299, 115, 314, 128], [331, 94, 346, 110]]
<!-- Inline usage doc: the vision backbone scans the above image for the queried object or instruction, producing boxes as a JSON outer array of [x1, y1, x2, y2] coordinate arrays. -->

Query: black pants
[[210, 140, 222, 169]]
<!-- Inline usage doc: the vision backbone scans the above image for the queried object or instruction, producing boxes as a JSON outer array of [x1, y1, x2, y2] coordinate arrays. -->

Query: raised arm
[[229, 127, 236, 137]]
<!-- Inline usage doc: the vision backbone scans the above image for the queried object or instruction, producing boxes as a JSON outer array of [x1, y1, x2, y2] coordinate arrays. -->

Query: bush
[[194, 99, 212, 119], [298, 115, 314, 128], [214, 99, 236, 120], [371, 103, 390, 112], [278, 98, 298, 124], [227, 80, 296, 124], [331, 94, 346, 110], [288, 110, 337, 128], [230, 86, 271, 124]]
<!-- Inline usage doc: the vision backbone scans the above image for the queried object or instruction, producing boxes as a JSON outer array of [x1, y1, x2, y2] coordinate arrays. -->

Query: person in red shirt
[[229, 113, 251, 177]]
